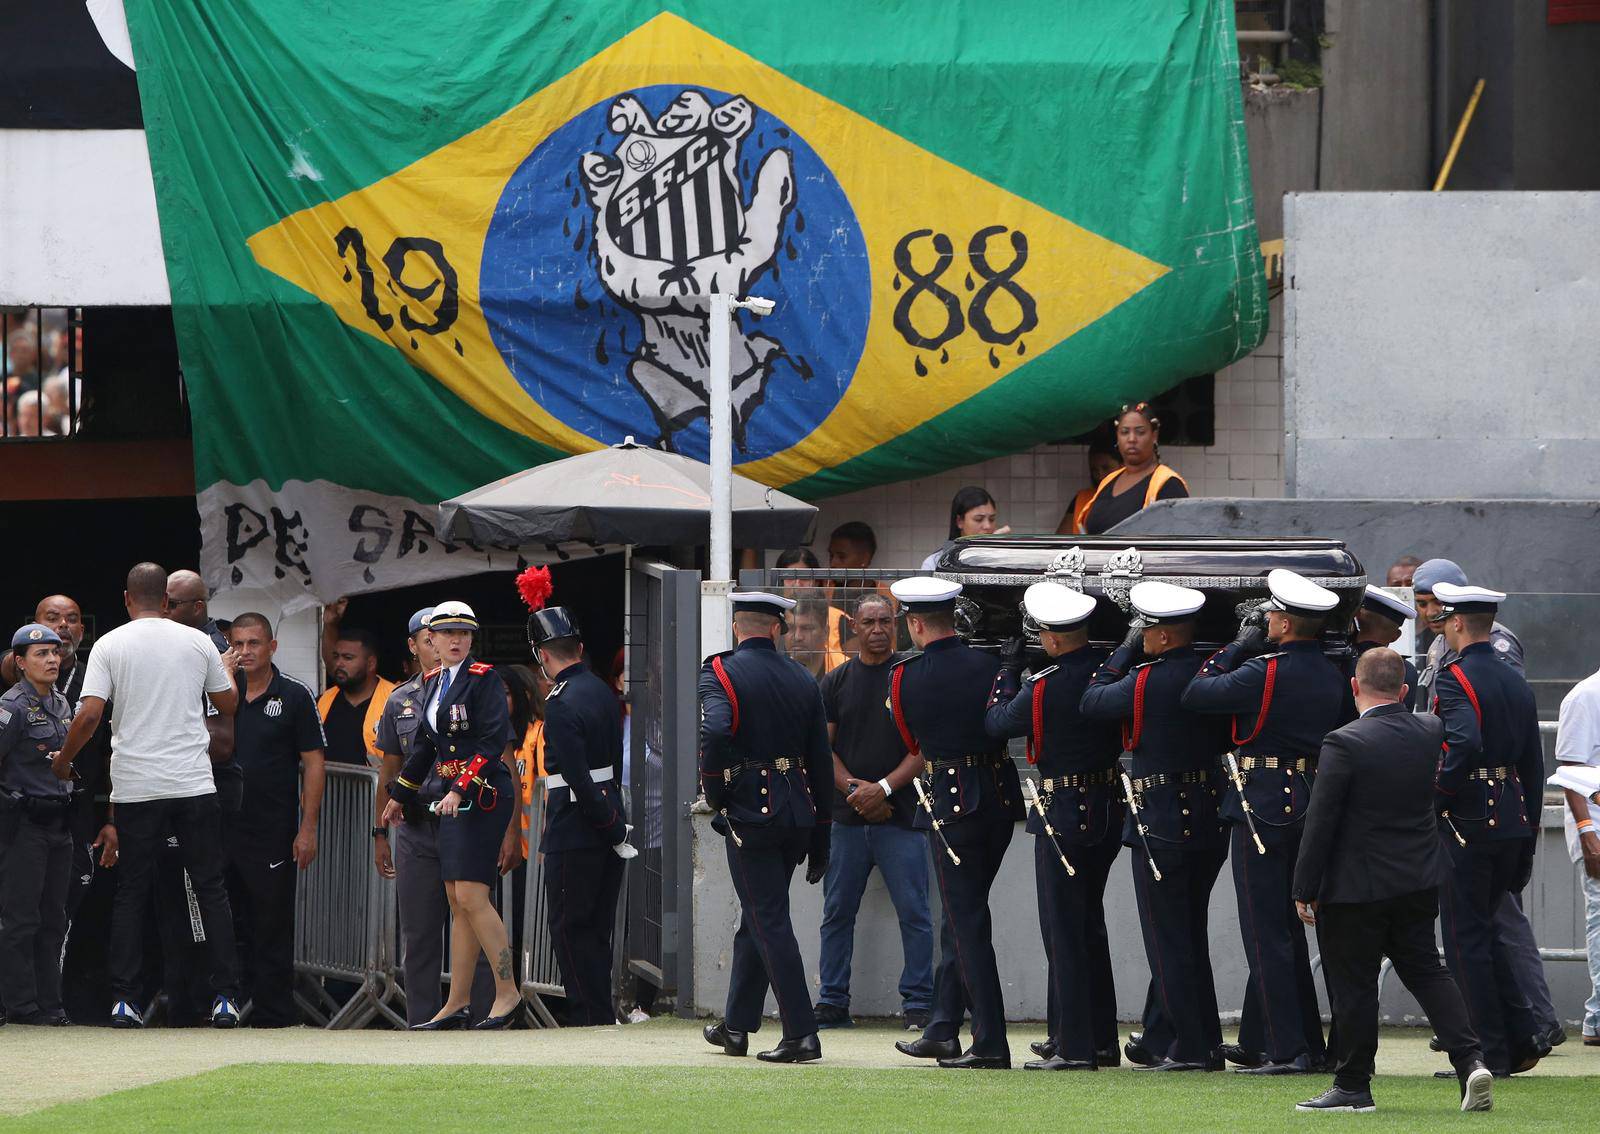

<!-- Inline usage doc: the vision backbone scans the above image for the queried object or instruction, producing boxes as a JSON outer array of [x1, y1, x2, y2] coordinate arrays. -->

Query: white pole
[[708, 293, 733, 587]]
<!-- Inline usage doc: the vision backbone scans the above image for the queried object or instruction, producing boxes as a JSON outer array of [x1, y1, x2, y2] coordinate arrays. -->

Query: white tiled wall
[[803, 302, 1286, 570]]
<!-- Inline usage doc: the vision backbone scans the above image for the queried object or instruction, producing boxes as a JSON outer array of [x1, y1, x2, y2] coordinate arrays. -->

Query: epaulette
[[468, 661, 494, 675], [701, 649, 735, 666], [1131, 659, 1159, 672], [1023, 664, 1059, 684], [547, 680, 567, 699], [1256, 651, 1285, 662], [888, 651, 922, 670]]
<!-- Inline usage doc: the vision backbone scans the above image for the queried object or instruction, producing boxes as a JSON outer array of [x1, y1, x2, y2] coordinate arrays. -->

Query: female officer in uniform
[[382, 601, 521, 1030]]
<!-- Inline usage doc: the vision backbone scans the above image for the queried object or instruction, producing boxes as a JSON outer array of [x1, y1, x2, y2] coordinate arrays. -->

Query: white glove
[[614, 823, 639, 860]]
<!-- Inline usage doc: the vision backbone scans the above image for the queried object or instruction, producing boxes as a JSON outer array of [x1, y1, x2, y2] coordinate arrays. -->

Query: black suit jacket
[[1293, 703, 1446, 905]]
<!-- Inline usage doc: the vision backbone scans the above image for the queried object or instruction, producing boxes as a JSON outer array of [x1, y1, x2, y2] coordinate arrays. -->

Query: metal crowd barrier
[[518, 785, 571, 1026], [293, 763, 404, 1028]]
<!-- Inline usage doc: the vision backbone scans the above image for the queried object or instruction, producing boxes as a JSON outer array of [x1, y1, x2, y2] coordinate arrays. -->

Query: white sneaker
[[626, 1006, 650, 1024], [110, 1001, 145, 1029], [1460, 1066, 1493, 1113]]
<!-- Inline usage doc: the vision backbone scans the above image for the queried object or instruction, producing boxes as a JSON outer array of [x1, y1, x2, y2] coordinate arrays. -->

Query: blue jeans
[[816, 823, 933, 1013], [1584, 873, 1600, 1037]]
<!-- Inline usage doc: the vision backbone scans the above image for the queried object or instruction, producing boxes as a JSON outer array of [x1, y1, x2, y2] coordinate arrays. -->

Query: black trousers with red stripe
[[1231, 823, 1326, 1063], [1036, 832, 1121, 1061], [723, 825, 815, 1039], [544, 846, 625, 1026], [1131, 844, 1226, 1065], [1438, 835, 1537, 1072], [923, 816, 1015, 1059]]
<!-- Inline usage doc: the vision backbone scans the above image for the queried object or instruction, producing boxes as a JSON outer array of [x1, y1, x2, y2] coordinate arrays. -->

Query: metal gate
[[625, 557, 700, 1013]]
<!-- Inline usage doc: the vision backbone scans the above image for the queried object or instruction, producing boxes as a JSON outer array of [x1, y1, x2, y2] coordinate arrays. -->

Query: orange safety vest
[[316, 678, 396, 767], [516, 719, 545, 859], [1079, 464, 1188, 531]]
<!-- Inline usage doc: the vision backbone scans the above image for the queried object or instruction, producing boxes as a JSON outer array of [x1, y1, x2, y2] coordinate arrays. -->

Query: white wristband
[[878, 778, 893, 797]]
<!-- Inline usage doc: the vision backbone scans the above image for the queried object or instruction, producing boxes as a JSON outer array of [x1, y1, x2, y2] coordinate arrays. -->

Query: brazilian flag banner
[[125, 1, 1264, 604]]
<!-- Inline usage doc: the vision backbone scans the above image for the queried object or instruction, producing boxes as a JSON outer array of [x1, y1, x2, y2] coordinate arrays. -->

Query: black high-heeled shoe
[[473, 1006, 520, 1030], [410, 1007, 470, 1031]]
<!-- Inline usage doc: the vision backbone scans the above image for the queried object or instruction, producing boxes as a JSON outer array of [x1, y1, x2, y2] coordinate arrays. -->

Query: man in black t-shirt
[[812, 594, 932, 1031], [226, 613, 326, 1026]]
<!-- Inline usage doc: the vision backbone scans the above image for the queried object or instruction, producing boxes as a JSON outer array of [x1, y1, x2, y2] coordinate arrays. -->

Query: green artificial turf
[[5, 1063, 1596, 1133]]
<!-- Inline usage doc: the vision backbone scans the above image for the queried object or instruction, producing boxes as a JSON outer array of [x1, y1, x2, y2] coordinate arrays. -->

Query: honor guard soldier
[[699, 592, 832, 1064], [375, 608, 498, 1026], [383, 601, 523, 1030], [985, 583, 1124, 1070], [1429, 581, 1547, 1077], [0, 625, 75, 1025], [1354, 587, 1420, 710], [888, 577, 1023, 1070], [521, 567, 635, 1027], [1081, 581, 1227, 1071], [1182, 568, 1349, 1074]]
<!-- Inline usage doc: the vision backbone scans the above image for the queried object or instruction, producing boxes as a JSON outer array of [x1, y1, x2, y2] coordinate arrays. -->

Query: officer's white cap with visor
[[1129, 581, 1205, 623], [730, 591, 797, 631], [1428, 581, 1505, 620], [428, 600, 479, 632], [1261, 568, 1339, 617], [889, 577, 962, 614], [1360, 585, 1416, 624], [1023, 582, 1095, 631]]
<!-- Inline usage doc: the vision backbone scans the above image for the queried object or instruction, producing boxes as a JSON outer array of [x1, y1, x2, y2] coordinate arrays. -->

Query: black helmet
[[528, 605, 581, 648]]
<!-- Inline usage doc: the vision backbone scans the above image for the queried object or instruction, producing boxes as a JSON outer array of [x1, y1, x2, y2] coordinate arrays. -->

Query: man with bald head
[[166, 570, 230, 652]]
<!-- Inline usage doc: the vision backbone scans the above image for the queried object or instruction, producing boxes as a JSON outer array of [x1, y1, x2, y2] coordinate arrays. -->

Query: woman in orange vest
[[502, 664, 549, 861], [1079, 401, 1189, 535], [1057, 440, 1124, 535]]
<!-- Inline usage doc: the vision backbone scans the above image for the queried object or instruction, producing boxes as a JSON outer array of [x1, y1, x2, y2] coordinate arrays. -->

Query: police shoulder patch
[[1024, 664, 1059, 684], [1492, 638, 1511, 654], [0, 706, 10, 726]]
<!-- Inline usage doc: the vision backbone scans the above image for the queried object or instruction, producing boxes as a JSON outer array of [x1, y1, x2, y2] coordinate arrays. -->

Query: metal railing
[[293, 764, 404, 1028], [1, 306, 82, 440]]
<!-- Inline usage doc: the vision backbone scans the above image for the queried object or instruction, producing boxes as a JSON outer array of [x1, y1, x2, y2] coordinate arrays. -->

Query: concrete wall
[[1318, 0, 1432, 191], [1283, 191, 1600, 500], [688, 809, 1591, 1026], [1513, 3, 1600, 190], [0, 130, 169, 305], [1243, 88, 1321, 241]]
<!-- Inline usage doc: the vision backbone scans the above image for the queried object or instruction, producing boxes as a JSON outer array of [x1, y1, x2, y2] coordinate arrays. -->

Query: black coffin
[[930, 536, 1367, 653]]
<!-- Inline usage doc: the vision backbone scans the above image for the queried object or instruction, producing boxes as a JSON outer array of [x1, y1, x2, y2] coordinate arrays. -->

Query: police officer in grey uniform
[[0, 624, 76, 1025], [373, 608, 493, 1027]]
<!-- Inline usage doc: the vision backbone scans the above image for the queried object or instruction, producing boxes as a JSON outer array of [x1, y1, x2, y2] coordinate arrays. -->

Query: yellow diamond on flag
[[247, 12, 1169, 487]]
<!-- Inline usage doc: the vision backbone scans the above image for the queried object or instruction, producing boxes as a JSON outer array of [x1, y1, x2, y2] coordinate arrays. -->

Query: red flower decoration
[[515, 565, 553, 611]]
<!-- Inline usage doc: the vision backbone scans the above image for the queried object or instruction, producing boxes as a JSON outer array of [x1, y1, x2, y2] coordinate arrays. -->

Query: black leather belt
[[1467, 766, 1515, 782], [1238, 755, 1313, 773], [1041, 770, 1119, 792], [1132, 770, 1212, 793], [722, 757, 796, 785], [923, 753, 1005, 776]]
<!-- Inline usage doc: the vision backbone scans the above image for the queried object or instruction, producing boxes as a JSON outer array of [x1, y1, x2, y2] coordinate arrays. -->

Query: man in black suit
[[1291, 648, 1492, 1114]]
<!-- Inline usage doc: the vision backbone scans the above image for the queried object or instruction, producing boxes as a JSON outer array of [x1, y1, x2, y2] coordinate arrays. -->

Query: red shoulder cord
[[1230, 656, 1279, 747], [1448, 663, 1484, 728], [710, 656, 739, 736], [890, 665, 920, 756], [1027, 677, 1046, 765], [1120, 667, 1151, 753]]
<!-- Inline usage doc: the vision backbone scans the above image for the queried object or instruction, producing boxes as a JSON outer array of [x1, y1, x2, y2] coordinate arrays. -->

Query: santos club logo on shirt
[[264, 696, 284, 718]]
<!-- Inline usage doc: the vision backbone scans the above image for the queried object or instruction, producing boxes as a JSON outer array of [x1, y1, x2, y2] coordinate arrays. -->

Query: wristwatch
[[371, 826, 388, 839], [877, 778, 893, 797]]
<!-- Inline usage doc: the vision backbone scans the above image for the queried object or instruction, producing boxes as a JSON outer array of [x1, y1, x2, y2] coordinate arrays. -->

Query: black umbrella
[[438, 438, 818, 548]]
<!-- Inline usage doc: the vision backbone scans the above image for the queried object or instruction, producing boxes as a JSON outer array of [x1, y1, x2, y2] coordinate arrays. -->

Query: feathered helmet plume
[[517, 565, 580, 649]]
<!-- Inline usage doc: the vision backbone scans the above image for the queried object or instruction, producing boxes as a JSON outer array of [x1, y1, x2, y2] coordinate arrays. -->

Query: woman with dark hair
[[920, 486, 1009, 570], [1080, 402, 1189, 535], [776, 546, 851, 654], [501, 664, 548, 862]]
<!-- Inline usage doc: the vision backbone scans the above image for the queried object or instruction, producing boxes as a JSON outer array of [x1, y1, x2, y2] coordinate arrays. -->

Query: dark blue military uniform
[[891, 636, 1023, 1062], [699, 636, 832, 1041], [1354, 640, 1419, 711], [541, 660, 628, 1026], [1183, 637, 1350, 1066], [394, 658, 514, 885], [376, 672, 495, 1026], [1433, 640, 1545, 1073], [986, 645, 1122, 1065], [0, 676, 74, 1022], [1081, 641, 1227, 1067]]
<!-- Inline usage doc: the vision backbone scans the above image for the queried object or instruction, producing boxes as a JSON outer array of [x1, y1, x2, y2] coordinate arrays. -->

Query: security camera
[[738, 296, 776, 317]]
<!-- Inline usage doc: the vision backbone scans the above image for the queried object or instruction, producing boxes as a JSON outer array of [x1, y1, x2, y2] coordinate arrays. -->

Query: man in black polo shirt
[[812, 593, 932, 1030], [226, 613, 326, 1026]]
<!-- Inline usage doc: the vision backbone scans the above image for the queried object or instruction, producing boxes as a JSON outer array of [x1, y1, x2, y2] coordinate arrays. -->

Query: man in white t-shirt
[[53, 562, 244, 1030], [1556, 665, 1600, 1046]]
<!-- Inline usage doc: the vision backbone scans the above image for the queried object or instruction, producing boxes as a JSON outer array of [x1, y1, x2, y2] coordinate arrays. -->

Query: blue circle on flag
[[481, 85, 869, 464]]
